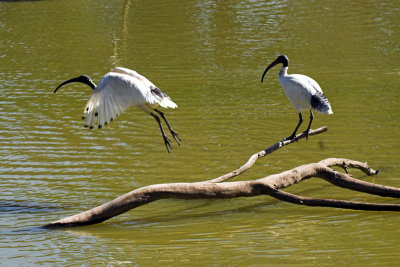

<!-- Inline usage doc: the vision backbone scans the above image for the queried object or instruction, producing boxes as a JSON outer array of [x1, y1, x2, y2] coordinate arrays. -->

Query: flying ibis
[[54, 67, 181, 153], [261, 55, 332, 140]]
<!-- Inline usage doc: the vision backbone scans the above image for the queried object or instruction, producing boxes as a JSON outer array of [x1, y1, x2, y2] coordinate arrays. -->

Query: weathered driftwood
[[43, 127, 400, 228], [207, 126, 328, 183]]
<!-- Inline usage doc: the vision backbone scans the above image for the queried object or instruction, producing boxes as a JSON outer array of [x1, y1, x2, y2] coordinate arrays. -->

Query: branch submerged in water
[[43, 127, 400, 228]]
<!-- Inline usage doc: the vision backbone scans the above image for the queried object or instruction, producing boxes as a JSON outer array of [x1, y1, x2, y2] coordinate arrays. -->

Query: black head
[[275, 55, 289, 66], [54, 75, 96, 93], [261, 54, 289, 83]]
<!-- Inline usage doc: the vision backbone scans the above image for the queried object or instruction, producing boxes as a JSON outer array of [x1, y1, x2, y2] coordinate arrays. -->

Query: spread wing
[[111, 67, 156, 89], [82, 72, 144, 129], [82, 70, 177, 129]]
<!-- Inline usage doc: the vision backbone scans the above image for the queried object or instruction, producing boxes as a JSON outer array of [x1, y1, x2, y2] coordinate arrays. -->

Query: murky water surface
[[1, 0, 399, 265]]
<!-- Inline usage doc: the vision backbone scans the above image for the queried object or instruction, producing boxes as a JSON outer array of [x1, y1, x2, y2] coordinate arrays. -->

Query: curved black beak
[[54, 77, 82, 93], [261, 59, 279, 83], [54, 75, 96, 93]]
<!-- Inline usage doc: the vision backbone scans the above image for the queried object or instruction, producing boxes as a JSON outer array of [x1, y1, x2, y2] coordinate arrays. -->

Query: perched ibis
[[54, 67, 181, 153], [261, 55, 332, 140]]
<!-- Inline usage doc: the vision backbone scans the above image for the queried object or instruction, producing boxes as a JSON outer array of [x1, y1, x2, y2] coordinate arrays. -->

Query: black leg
[[155, 109, 181, 145], [286, 113, 303, 140], [150, 113, 172, 153], [304, 110, 314, 140]]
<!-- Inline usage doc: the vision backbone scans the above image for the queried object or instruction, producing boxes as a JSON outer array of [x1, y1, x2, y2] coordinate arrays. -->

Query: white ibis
[[261, 55, 332, 140], [54, 67, 181, 153]]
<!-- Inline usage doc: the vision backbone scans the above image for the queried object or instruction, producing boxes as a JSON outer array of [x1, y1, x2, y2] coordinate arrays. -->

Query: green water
[[1, 0, 399, 265]]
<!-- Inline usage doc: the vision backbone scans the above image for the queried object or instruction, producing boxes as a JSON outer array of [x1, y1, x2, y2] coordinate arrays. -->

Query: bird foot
[[302, 129, 310, 140], [170, 129, 181, 146], [163, 135, 173, 153], [284, 134, 298, 142]]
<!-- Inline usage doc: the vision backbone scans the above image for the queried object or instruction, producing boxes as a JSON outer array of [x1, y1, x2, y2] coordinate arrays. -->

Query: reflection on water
[[0, 0, 399, 265]]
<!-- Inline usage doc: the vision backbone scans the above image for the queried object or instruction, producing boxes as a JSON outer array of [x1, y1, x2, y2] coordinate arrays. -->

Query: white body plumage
[[278, 67, 333, 115], [83, 67, 177, 129]]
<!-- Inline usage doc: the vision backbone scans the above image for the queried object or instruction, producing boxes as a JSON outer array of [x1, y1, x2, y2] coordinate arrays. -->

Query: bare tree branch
[[207, 126, 327, 183], [315, 161, 398, 198], [42, 127, 400, 229], [318, 158, 379, 176], [43, 161, 399, 228], [267, 189, 400, 211]]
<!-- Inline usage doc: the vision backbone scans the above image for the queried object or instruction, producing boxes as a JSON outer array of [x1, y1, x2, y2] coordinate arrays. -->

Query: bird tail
[[311, 91, 333, 114], [158, 97, 177, 109], [149, 87, 177, 109]]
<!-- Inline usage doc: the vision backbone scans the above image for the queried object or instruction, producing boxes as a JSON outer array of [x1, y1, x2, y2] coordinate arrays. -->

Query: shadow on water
[[0, 201, 64, 233], [0, 200, 62, 213], [0, 0, 44, 2], [0, 226, 48, 236]]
